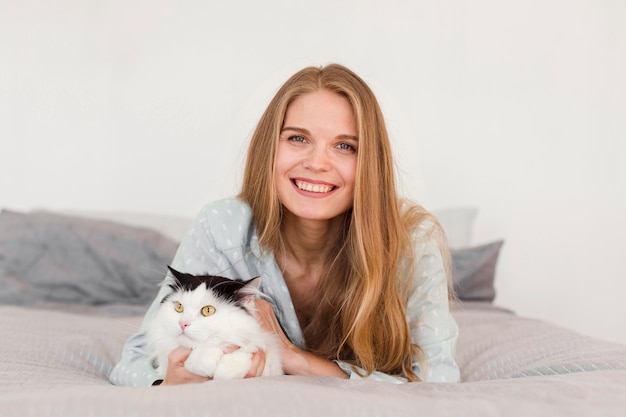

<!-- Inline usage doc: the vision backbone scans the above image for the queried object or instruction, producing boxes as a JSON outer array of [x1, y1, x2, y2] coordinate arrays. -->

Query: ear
[[167, 266, 182, 278], [166, 266, 185, 289], [244, 277, 261, 291], [238, 277, 262, 305]]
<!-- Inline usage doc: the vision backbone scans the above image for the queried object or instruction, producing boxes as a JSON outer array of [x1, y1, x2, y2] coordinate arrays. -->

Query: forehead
[[284, 89, 356, 134]]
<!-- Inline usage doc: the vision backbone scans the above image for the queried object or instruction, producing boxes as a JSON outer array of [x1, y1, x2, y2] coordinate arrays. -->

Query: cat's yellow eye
[[174, 301, 184, 313], [201, 305, 216, 317]]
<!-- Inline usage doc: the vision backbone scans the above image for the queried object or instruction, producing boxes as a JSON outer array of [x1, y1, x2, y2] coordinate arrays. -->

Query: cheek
[[274, 146, 296, 193], [339, 158, 357, 189], [274, 143, 296, 175]]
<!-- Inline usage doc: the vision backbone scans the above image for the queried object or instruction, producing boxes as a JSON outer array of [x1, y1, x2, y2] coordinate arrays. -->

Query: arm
[[108, 284, 168, 386], [405, 222, 460, 382], [335, 222, 460, 383], [255, 300, 349, 379]]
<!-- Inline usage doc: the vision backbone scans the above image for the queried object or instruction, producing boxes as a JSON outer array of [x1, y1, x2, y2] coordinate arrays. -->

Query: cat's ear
[[244, 277, 261, 291], [166, 266, 183, 289], [167, 266, 183, 279], [237, 277, 262, 305]]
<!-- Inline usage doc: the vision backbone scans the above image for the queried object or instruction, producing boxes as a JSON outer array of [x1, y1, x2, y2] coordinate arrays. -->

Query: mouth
[[293, 179, 336, 194]]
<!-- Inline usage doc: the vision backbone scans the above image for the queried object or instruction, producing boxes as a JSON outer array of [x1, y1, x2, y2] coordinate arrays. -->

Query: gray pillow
[[451, 241, 504, 302], [0, 210, 178, 307]]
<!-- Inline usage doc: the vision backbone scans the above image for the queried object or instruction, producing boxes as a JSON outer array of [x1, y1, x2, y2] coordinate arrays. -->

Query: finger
[[224, 344, 241, 354], [168, 347, 192, 365], [245, 350, 266, 378], [256, 350, 266, 376]]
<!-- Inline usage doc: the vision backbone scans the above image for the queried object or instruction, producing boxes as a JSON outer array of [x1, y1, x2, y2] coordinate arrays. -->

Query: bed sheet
[[2, 304, 626, 417]]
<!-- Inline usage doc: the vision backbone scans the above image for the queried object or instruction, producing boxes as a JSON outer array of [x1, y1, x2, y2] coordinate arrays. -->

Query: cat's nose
[[179, 321, 190, 331]]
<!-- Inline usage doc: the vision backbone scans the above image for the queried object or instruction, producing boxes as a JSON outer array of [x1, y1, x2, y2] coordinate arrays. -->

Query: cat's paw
[[184, 345, 224, 378], [213, 350, 253, 380]]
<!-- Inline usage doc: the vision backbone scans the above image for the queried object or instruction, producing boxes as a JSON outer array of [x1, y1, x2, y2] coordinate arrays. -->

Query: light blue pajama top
[[109, 198, 460, 386]]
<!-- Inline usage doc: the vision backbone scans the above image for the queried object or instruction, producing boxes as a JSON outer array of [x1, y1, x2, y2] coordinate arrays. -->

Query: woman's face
[[274, 89, 358, 222]]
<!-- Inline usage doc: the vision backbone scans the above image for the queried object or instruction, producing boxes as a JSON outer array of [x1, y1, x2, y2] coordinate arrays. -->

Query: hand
[[244, 348, 267, 378], [223, 344, 267, 378], [255, 299, 292, 347], [161, 347, 211, 385], [162, 345, 267, 384]]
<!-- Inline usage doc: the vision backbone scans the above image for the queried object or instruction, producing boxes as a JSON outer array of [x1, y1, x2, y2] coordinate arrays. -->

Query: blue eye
[[288, 135, 307, 143], [337, 142, 356, 152]]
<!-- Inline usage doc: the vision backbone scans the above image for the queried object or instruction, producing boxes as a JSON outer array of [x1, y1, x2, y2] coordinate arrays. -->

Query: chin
[[289, 207, 349, 222], [284, 198, 352, 221]]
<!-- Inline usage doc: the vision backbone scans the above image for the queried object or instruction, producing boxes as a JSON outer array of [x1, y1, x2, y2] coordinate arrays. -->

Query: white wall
[[2, 1, 625, 345]]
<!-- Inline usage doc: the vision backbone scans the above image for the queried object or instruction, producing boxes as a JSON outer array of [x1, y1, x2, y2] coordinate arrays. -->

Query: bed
[[1, 208, 625, 416]]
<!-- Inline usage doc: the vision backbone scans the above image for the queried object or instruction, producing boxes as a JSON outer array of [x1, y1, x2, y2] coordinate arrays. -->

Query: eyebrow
[[281, 126, 358, 141]]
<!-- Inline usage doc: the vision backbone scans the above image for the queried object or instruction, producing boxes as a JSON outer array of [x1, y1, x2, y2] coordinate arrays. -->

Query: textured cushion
[[0, 210, 178, 307], [451, 241, 504, 302]]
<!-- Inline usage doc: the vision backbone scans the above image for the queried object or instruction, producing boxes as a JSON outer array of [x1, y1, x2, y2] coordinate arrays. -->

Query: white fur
[[146, 281, 282, 380]]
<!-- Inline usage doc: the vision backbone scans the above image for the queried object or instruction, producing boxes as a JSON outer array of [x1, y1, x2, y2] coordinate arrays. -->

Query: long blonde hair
[[239, 64, 449, 381]]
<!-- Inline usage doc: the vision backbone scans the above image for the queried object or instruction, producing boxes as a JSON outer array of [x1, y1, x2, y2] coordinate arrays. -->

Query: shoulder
[[197, 198, 253, 221], [399, 200, 443, 245], [190, 198, 256, 249], [399, 200, 448, 283]]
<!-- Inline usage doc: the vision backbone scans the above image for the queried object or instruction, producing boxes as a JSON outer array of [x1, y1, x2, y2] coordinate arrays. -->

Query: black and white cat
[[147, 267, 283, 380]]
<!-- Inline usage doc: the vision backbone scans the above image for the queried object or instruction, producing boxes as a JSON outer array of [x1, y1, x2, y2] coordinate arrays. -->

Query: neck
[[279, 211, 344, 267]]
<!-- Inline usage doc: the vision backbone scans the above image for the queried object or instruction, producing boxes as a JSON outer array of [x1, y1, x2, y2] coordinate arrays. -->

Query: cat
[[146, 266, 283, 380]]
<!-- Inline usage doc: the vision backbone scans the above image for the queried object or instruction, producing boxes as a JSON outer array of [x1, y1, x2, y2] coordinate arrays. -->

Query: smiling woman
[[275, 89, 358, 221], [111, 64, 460, 386]]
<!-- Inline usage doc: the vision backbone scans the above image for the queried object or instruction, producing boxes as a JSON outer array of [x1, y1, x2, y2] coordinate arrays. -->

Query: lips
[[293, 179, 335, 194]]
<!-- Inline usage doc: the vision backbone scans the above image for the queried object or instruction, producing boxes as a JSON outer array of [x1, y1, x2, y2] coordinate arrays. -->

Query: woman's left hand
[[255, 299, 293, 349]]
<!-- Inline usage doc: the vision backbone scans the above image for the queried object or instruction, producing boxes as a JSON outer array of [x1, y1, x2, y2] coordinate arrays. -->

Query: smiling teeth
[[295, 180, 333, 193]]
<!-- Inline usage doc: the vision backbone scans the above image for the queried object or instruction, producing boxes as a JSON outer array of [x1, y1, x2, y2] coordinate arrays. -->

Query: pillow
[[432, 207, 478, 248], [451, 240, 504, 302], [59, 210, 192, 243], [0, 210, 179, 307]]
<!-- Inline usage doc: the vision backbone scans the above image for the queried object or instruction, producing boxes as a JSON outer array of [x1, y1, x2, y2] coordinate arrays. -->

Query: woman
[[109, 64, 460, 386]]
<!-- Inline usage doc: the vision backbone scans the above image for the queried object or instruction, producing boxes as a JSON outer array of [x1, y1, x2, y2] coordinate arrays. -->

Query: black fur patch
[[164, 266, 254, 306]]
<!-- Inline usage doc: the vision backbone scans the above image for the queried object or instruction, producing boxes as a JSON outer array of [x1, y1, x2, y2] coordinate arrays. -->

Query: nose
[[303, 145, 331, 171], [179, 320, 190, 331]]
